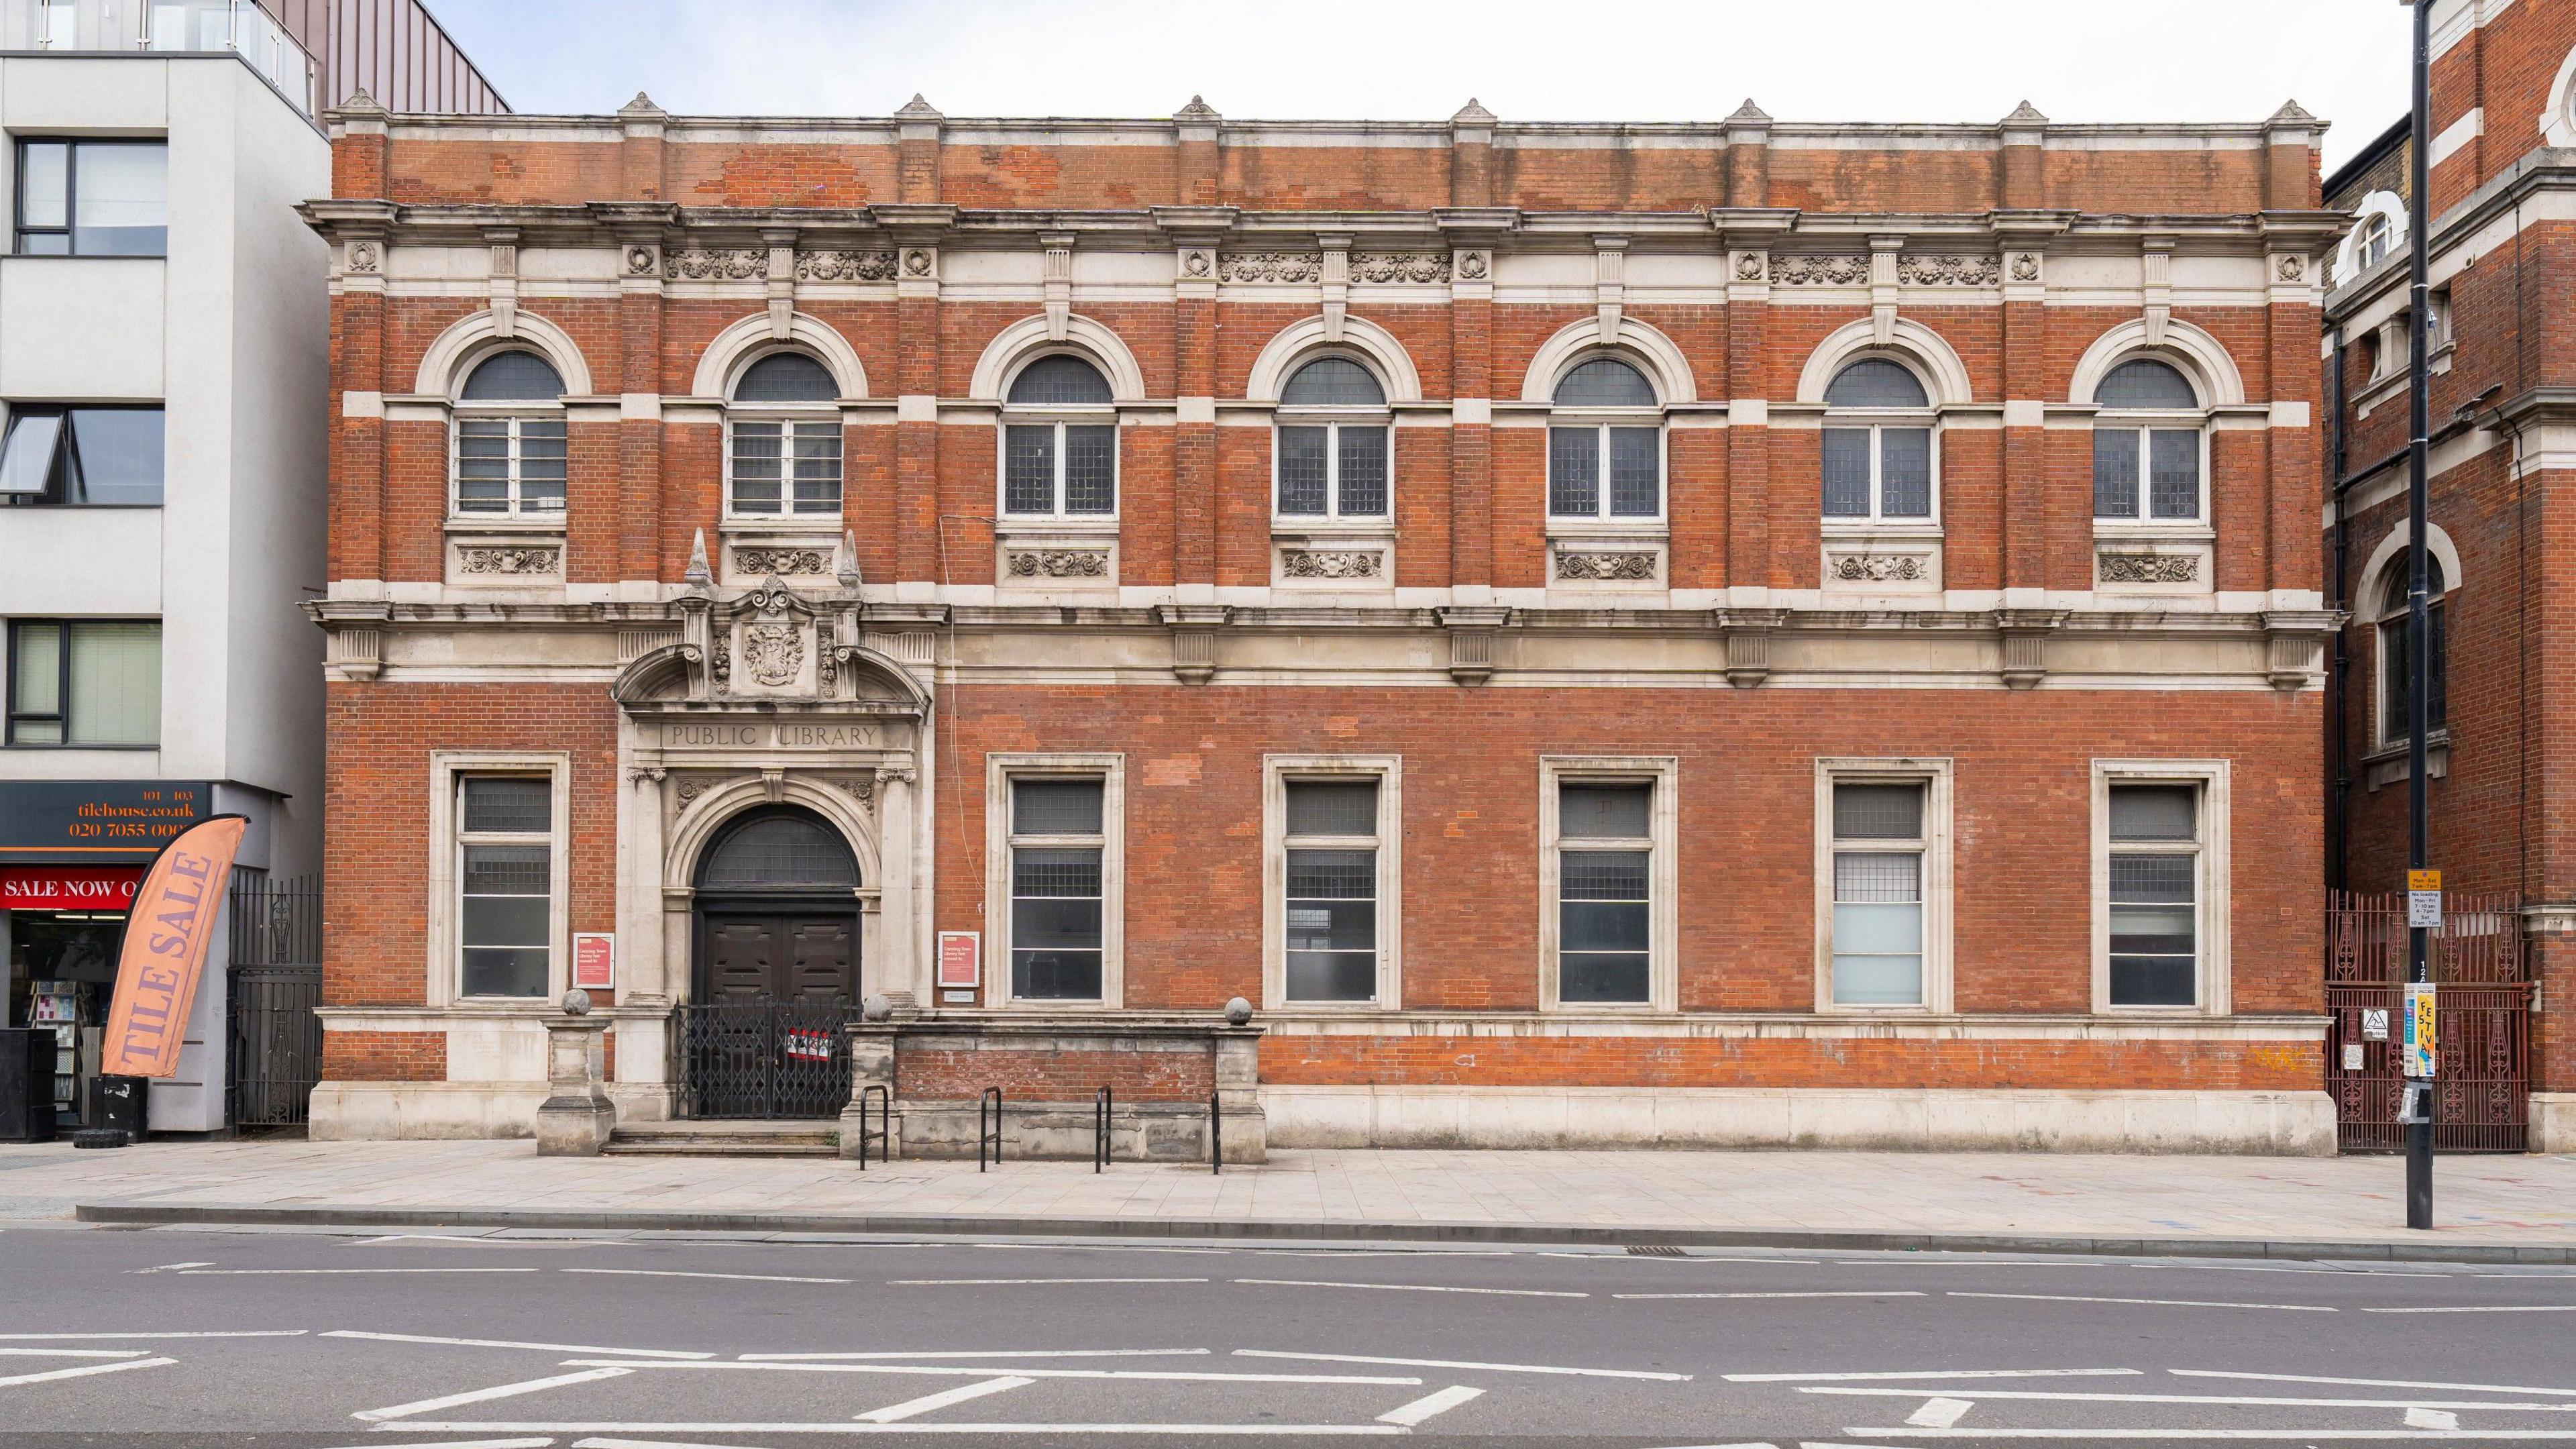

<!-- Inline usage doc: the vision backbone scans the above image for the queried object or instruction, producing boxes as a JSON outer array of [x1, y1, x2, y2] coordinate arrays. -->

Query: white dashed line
[[746, 1348, 1208, 1362], [0, 1330, 305, 1340], [1945, 1292, 2334, 1313], [561, 1268, 852, 1285], [322, 1330, 713, 1360], [888, 1278, 1209, 1287], [2171, 1369, 2576, 1398], [1904, 1397, 1974, 1428], [354, 1368, 636, 1423], [1236, 1348, 1689, 1381], [1617, 1291, 1926, 1301], [855, 1375, 1034, 1423], [1376, 1385, 1485, 1426], [2361, 1303, 2576, 1314], [555, 1359, 1420, 1385], [1234, 1277, 1587, 1298], [179, 1267, 537, 1275], [0, 1358, 175, 1389], [0, 1348, 152, 1359], [1726, 1369, 2141, 1383]]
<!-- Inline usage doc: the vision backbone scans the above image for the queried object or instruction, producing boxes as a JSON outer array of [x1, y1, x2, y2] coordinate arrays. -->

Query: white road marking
[[888, 1278, 1209, 1287], [1249, 1250, 1513, 1258], [0, 1357, 174, 1389], [0, 1348, 150, 1359], [2362, 1303, 2576, 1313], [1617, 1291, 1926, 1301], [2408, 1409, 2461, 1430], [1830, 1260, 2102, 1269], [855, 1376, 1034, 1423], [1741, 1361, 2143, 1371], [1234, 1277, 1587, 1298], [1377, 1385, 1485, 1426], [2172, 1369, 2576, 1398], [0, 1330, 305, 1339], [974, 1244, 1230, 1255], [1843, 1431, 2576, 1441], [128, 1261, 214, 1274], [323, 1331, 714, 1361], [323, 1440, 557, 1448], [561, 1268, 853, 1285], [1904, 1399, 1974, 1429], [392, 1421, 1409, 1436], [180, 1267, 538, 1275], [2172, 1264, 2449, 1278], [354, 1235, 619, 1248], [1946, 1291, 2334, 1312], [354, 1368, 635, 1422], [1235, 1348, 1689, 1381], [555, 1359, 1419, 1385], [1805, 1387, 2576, 1412], [752, 1340, 1205, 1350]]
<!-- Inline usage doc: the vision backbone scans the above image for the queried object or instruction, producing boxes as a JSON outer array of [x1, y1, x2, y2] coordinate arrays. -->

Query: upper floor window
[[1822, 359, 1934, 523], [2356, 213, 2394, 271], [2378, 554, 2449, 747], [1002, 355, 1116, 519], [6, 619, 159, 747], [727, 352, 841, 518], [15, 140, 166, 256], [1548, 357, 1662, 521], [2091, 358, 2204, 524], [453, 351, 566, 517], [1275, 357, 1389, 520], [0, 406, 162, 506]]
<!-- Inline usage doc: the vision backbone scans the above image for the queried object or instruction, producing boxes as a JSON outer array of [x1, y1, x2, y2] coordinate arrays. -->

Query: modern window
[[453, 351, 568, 517], [15, 140, 167, 256], [1275, 357, 1389, 519], [454, 775, 555, 998], [727, 352, 842, 517], [2091, 358, 2204, 523], [1001, 354, 1117, 519], [1540, 759, 1676, 1011], [1548, 357, 1662, 521], [2377, 555, 2449, 746], [1822, 359, 1935, 523], [2106, 784, 2202, 1008], [1007, 776, 1107, 1001], [0, 406, 163, 506], [5, 620, 160, 747]]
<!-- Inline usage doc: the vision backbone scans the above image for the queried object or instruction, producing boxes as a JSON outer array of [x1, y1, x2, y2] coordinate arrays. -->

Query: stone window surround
[[425, 750, 572, 1010], [1812, 756, 1955, 1016], [982, 751, 1126, 1010], [2090, 758, 2232, 1016], [2360, 519, 2463, 765], [1536, 755, 1680, 1014], [1262, 753, 1403, 1012]]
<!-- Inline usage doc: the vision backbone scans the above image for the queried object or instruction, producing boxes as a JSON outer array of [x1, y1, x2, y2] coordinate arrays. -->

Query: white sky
[[427, 0, 2416, 175]]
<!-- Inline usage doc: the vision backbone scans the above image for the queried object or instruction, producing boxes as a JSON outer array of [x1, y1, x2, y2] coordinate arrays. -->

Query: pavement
[[5, 1137, 2576, 1259], [2, 1220, 2575, 1446]]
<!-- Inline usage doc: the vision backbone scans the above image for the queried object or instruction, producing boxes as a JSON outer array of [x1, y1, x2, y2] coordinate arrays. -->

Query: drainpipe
[[2328, 323, 2350, 896]]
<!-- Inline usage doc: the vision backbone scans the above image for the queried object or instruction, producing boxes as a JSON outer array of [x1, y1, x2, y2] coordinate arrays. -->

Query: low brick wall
[[320, 1030, 445, 1083]]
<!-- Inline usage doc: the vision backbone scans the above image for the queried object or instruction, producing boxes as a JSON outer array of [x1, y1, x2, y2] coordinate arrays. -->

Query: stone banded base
[[853, 1099, 1266, 1164], [1263, 1085, 2341, 1156], [311, 1081, 670, 1141], [2534, 1093, 2576, 1155]]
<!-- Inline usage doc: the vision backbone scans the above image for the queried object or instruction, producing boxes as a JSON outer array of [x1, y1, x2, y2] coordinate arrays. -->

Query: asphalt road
[[1, 1218, 2573, 1447]]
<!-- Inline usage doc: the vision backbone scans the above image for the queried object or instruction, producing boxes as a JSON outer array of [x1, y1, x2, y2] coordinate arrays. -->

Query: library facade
[[304, 91, 2343, 1152]]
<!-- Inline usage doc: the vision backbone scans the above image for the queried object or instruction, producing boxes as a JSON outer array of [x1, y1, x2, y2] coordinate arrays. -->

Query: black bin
[[87, 1073, 148, 1142], [0, 1030, 52, 1143]]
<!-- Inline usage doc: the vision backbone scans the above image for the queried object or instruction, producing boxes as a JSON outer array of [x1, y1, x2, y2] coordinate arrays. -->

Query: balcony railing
[[11, 1, 318, 116]]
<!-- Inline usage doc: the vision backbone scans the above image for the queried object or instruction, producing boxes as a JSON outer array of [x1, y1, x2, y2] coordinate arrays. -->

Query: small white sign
[[2363, 1008, 2390, 1042], [2408, 890, 2443, 929], [2342, 1042, 2365, 1072]]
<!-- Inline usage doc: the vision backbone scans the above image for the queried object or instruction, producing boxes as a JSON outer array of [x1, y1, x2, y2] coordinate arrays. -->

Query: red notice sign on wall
[[0, 867, 146, 911], [572, 932, 614, 991], [937, 931, 980, 989]]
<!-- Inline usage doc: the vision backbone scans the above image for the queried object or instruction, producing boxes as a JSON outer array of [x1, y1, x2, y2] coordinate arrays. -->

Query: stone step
[[602, 1122, 841, 1157]]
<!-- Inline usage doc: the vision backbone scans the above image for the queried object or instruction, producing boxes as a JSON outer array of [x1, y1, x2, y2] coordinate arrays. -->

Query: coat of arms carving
[[736, 578, 809, 689]]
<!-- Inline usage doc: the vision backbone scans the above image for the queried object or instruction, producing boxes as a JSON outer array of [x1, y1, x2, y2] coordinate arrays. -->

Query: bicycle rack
[[1094, 1085, 1112, 1173], [854, 1083, 890, 1169], [978, 1087, 1003, 1171]]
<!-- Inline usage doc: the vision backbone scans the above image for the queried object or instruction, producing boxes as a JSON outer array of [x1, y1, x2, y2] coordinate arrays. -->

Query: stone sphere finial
[[559, 989, 592, 1016], [1224, 996, 1253, 1026], [862, 994, 893, 1022]]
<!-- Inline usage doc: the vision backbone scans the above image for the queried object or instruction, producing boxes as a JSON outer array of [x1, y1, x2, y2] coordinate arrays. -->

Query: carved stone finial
[[335, 87, 387, 117], [1725, 97, 1771, 126], [894, 93, 943, 120], [1176, 94, 1220, 122], [1451, 97, 1497, 126], [619, 91, 665, 118], [838, 530, 861, 589], [2267, 99, 2318, 125], [683, 528, 712, 590], [2001, 99, 2049, 127]]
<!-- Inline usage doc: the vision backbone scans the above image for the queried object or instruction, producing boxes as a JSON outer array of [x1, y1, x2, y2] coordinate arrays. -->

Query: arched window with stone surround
[[1000, 354, 1117, 519], [1547, 356, 1662, 522], [2090, 358, 2206, 525], [726, 351, 842, 518], [2376, 553, 2450, 749], [453, 350, 566, 517], [1822, 358, 1936, 523], [1274, 356, 1390, 519]]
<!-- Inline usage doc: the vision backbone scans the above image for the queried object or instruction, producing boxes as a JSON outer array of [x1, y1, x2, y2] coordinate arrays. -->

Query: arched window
[[2091, 358, 2204, 524], [1275, 357, 1389, 519], [454, 350, 566, 516], [2356, 213, 2394, 271], [1548, 357, 1661, 521], [727, 352, 841, 517], [1002, 354, 1116, 518], [2378, 554, 2450, 747], [696, 808, 859, 892], [1822, 358, 1935, 523]]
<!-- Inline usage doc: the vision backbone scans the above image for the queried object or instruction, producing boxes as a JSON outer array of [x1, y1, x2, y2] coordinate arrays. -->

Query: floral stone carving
[[457, 545, 561, 576], [1006, 549, 1111, 578], [733, 547, 833, 576], [1218, 252, 1323, 283], [1830, 553, 1928, 583], [664, 248, 766, 280], [1772, 254, 1870, 286], [2097, 552, 2200, 584], [796, 250, 898, 282], [1281, 549, 1384, 579], [1896, 255, 2000, 286], [1555, 551, 1658, 582], [1347, 252, 1450, 284]]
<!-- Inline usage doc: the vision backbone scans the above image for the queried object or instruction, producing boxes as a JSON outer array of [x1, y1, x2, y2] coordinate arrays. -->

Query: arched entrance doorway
[[683, 806, 863, 1119]]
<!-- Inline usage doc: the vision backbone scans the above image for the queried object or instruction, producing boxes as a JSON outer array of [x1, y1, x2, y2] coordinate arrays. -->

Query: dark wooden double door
[[686, 910, 859, 1119]]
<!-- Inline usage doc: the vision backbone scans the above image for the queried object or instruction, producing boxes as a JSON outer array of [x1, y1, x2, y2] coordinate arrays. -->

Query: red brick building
[[2325, 0, 2576, 1153], [302, 87, 2343, 1152]]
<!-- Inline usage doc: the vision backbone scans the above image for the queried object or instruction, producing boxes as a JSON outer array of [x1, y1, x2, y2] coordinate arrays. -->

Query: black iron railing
[[226, 873, 323, 1129], [679, 1001, 859, 1120]]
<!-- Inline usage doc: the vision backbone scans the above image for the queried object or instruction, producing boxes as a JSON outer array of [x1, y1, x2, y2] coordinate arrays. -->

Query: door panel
[[704, 917, 784, 1002], [787, 918, 857, 1002], [687, 909, 861, 1119]]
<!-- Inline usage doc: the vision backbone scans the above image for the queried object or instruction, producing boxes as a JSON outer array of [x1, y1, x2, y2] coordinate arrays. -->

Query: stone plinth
[[533, 1016, 616, 1156]]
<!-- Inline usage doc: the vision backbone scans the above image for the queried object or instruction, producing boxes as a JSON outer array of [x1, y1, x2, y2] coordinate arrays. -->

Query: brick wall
[[322, 1031, 445, 1082]]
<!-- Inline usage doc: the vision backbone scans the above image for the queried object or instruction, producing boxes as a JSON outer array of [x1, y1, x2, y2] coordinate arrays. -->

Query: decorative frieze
[[1346, 251, 1450, 284], [1771, 254, 1870, 286], [2008, 251, 2043, 282], [1280, 548, 1384, 580], [1896, 254, 2000, 286], [796, 250, 899, 282], [456, 545, 561, 576], [664, 248, 766, 280], [2097, 552, 2200, 585], [733, 546, 835, 577], [1006, 548, 1112, 579], [1829, 552, 1928, 583], [1453, 250, 1490, 281], [1218, 252, 1324, 283], [1554, 550, 1658, 582]]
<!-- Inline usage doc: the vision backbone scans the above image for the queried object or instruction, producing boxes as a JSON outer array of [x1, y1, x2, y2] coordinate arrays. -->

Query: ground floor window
[[2095, 761, 2229, 1012], [985, 753, 1125, 1007], [1266, 756, 1400, 1008], [1817, 759, 1953, 1012], [1540, 757, 1678, 1010]]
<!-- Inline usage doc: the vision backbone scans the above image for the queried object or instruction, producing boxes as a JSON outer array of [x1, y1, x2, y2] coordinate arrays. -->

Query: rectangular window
[[1824, 426, 1933, 522], [729, 419, 841, 516], [456, 775, 554, 998], [1556, 783, 1652, 1004], [2094, 427, 2202, 522], [1277, 425, 1329, 515], [15, 140, 168, 256], [1008, 777, 1106, 1001], [0, 407, 162, 506], [1284, 780, 1379, 1002], [6, 619, 159, 746], [1828, 782, 1925, 1006], [2107, 784, 2200, 1008], [1275, 423, 1391, 519], [1002, 422, 1118, 517], [454, 416, 566, 515]]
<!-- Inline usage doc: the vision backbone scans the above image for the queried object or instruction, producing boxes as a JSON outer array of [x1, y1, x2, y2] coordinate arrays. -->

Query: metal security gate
[[679, 1001, 858, 1119], [2326, 890, 2530, 1153], [227, 873, 323, 1130]]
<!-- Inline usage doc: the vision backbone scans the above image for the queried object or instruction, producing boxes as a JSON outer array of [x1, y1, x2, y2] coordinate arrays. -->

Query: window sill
[[1546, 517, 1668, 537], [996, 517, 1120, 535], [1, 741, 159, 751], [1821, 521, 1942, 539], [2363, 734, 2451, 792], [0, 501, 163, 511], [720, 515, 844, 531], [2090, 521, 2214, 539], [445, 515, 567, 533]]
